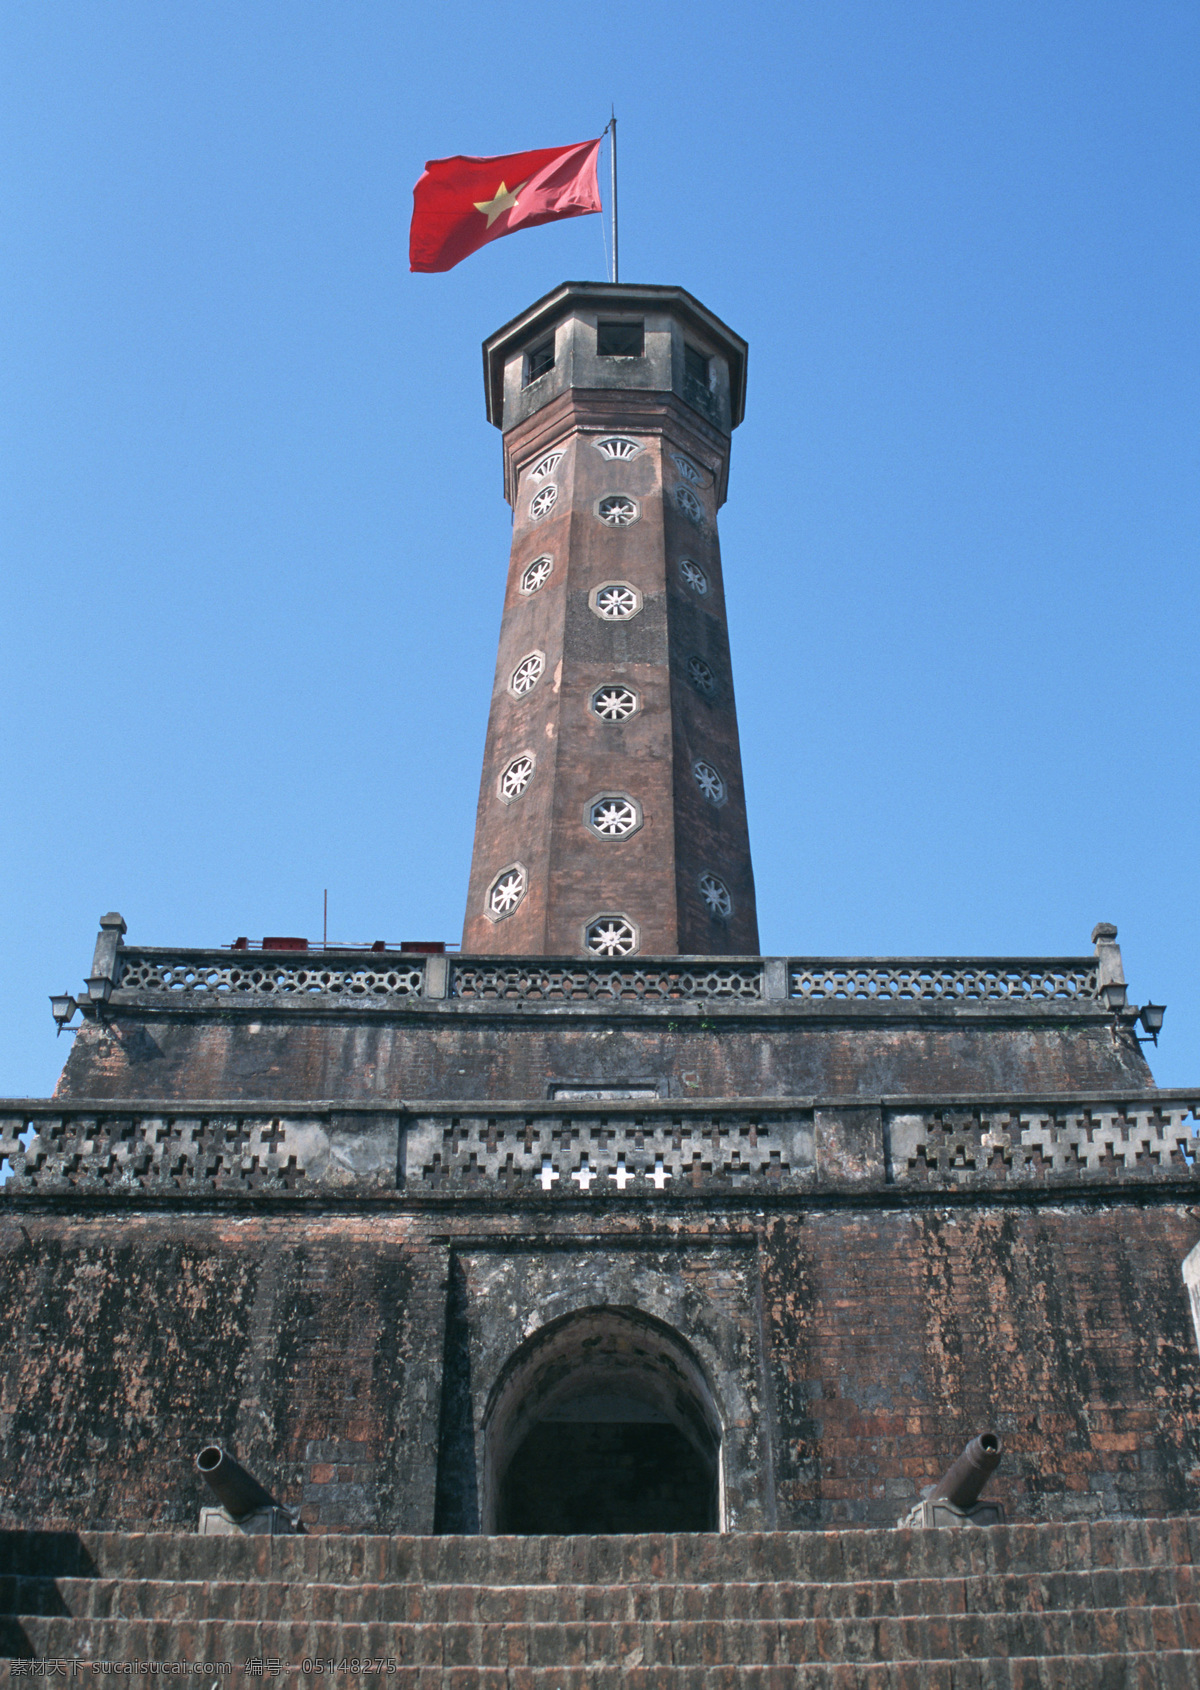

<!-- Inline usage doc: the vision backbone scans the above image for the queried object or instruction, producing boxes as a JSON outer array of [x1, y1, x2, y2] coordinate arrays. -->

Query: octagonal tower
[[463, 282, 760, 958]]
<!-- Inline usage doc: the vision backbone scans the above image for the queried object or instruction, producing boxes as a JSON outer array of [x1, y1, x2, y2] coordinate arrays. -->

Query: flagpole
[[609, 109, 618, 284]]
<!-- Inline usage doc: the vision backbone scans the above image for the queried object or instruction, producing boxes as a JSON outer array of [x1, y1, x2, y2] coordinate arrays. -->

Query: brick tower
[[462, 283, 760, 958], [4, 276, 1200, 1686]]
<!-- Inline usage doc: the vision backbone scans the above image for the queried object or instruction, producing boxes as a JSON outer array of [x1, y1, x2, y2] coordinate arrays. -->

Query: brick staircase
[[2, 1519, 1198, 1686]]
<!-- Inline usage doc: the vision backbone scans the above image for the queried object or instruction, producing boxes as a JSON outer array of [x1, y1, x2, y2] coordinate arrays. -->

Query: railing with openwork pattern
[[112, 951, 425, 999], [101, 950, 1103, 1009], [450, 960, 764, 1002], [2, 1093, 1195, 1202], [787, 959, 1099, 1003]]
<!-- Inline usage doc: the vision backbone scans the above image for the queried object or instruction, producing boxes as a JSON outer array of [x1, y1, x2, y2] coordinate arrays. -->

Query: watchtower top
[[482, 281, 748, 436]]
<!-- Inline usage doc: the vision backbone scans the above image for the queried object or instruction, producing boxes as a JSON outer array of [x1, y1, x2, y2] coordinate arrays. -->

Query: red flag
[[409, 139, 602, 274]]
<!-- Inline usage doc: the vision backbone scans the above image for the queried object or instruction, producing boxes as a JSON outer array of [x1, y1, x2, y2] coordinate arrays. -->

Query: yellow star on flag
[[474, 179, 526, 228]]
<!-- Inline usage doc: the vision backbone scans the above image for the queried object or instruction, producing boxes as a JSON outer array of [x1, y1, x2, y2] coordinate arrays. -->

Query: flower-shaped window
[[589, 581, 643, 621], [675, 486, 703, 523], [699, 873, 732, 918], [596, 494, 639, 526], [585, 915, 639, 956], [693, 761, 726, 805], [590, 685, 639, 722], [509, 650, 546, 697], [519, 555, 553, 595], [529, 485, 558, 521], [679, 558, 708, 595], [499, 754, 535, 801], [487, 863, 528, 920], [587, 794, 642, 839], [687, 654, 716, 695]]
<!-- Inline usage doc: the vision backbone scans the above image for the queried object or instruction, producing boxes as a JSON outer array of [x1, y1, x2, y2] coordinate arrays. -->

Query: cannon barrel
[[195, 1445, 279, 1520], [928, 1432, 1003, 1511]]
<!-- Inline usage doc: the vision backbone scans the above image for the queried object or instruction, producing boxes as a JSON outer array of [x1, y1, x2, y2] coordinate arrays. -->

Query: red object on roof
[[231, 937, 249, 951], [400, 941, 446, 954], [262, 937, 308, 951]]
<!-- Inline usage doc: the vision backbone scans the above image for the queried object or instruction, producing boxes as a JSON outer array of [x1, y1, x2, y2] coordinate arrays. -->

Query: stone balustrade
[[91, 949, 1103, 1011], [2, 1092, 1194, 1202]]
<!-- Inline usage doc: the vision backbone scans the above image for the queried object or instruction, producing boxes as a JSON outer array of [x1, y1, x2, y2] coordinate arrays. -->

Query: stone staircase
[[2, 1519, 1198, 1686]]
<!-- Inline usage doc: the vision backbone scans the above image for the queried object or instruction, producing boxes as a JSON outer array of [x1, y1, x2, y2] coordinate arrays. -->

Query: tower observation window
[[597, 320, 644, 358], [684, 344, 711, 410], [525, 339, 555, 386]]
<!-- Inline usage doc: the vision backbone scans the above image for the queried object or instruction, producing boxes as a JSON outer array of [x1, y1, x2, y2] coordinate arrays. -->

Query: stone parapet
[[3, 1091, 1196, 1204], [92, 949, 1104, 1015]]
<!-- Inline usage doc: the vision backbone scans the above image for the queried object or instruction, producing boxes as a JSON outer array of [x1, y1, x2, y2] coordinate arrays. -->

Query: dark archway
[[481, 1306, 723, 1534]]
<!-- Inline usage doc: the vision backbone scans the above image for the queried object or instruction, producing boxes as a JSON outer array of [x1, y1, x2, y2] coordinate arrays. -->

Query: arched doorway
[[480, 1306, 723, 1534]]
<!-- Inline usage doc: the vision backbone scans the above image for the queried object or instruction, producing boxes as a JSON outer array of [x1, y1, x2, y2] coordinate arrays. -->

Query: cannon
[[899, 1432, 1005, 1529], [927, 1431, 1002, 1511], [195, 1445, 301, 1536]]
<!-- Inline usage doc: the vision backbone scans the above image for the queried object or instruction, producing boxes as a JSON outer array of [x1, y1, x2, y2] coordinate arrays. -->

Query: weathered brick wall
[[764, 1202, 1200, 1526], [0, 1214, 445, 1534], [3, 1196, 1198, 1534], [54, 1010, 1153, 1104]]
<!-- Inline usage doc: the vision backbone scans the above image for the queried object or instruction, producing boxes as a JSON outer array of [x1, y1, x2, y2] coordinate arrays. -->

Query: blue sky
[[2, 1, 1197, 1095]]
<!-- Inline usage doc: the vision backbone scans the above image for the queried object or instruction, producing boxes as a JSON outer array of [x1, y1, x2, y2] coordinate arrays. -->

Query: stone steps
[[1, 1651, 1198, 1689], [0, 1521, 1196, 1685], [1, 1566, 1194, 1621], [4, 1607, 1200, 1661], [3, 1518, 1195, 1583]]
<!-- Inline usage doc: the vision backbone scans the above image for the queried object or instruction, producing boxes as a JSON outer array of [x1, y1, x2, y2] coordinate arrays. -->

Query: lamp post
[[49, 994, 78, 1035], [1137, 1003, 1167, 1046], [1100, 981, 1128, 1012]]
